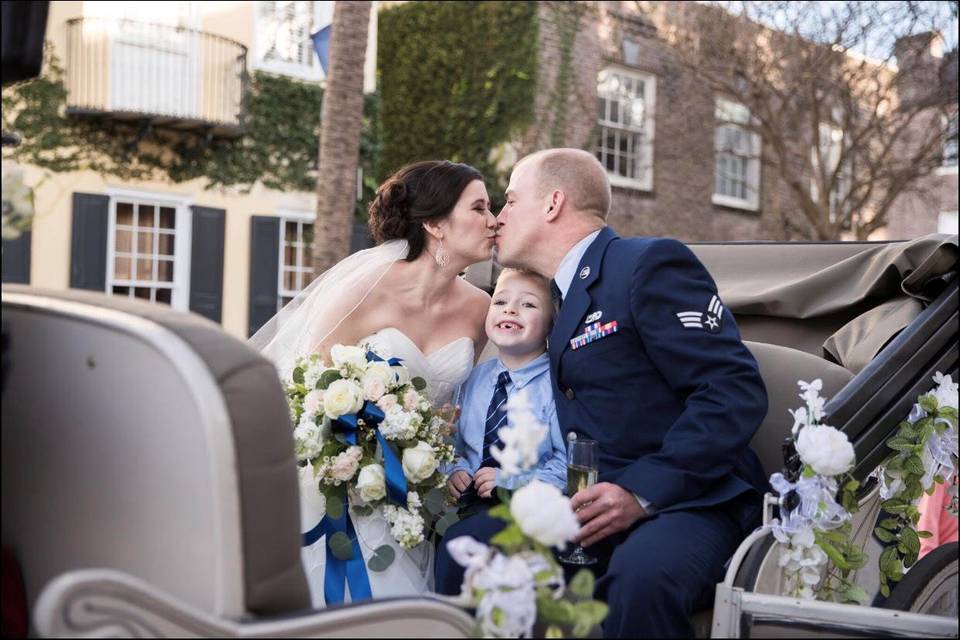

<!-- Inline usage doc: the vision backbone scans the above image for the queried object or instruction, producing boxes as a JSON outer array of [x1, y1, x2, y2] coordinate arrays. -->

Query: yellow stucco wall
[[14, 1, 380, 339]]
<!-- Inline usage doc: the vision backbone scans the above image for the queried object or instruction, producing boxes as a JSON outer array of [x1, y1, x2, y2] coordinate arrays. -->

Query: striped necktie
[[479, 371, 511, 468]]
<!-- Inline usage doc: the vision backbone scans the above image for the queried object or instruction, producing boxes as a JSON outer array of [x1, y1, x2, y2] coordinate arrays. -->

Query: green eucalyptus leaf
[[292, 367, 305, 385], [490, 523, 525, 551], [496, 486, 513, 505], [367, 545, 396, 572], [918, 395, 937, 414], [318, 369, 341, 390], [536, 596, 575, 625], [435, 511, 460, 537], [568, 569, 595, 599], [329, 532, 354, 560], [326, 494, 344, 520], [411, 376, 427, 391], [424, 488, 445, 515], [352, 504, 374, 517], [873, 527, 897, 543], [880, 583, 891, 598]]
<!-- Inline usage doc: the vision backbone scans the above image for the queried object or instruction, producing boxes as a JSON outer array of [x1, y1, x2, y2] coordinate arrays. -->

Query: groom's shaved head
[[520, 148, 611, 220]]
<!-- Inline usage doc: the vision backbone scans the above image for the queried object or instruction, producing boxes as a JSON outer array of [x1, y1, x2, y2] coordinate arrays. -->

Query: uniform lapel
[[549, 227, 618, 375]]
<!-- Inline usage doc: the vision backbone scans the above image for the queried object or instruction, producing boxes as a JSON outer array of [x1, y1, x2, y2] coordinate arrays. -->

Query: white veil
[[248, 239, 411, 376]]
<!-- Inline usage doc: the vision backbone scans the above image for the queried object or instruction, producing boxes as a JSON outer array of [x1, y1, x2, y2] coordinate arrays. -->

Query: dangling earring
[[435, 238, 450, 269]]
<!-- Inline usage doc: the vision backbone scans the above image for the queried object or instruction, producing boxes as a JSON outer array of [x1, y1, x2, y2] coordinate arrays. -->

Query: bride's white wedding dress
[[300, 327, 475, 607]]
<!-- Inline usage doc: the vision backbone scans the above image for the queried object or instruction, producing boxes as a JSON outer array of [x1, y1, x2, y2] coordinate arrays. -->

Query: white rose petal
[[363, 376, 387, 402], [365, 362, 396, 388], [303, 389, 325, 417], [403, 388, 421, 411], [510, 479, 580, 549], [402, 440, 438, 483], [323, 379, 365, 419], [356, 463, 387, 502], [796, 425, 855, 477]]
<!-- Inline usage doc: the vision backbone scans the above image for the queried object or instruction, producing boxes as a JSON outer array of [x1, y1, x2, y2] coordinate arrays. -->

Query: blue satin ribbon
[[366, 350, 403, 367], [302, 509, 372, 603]]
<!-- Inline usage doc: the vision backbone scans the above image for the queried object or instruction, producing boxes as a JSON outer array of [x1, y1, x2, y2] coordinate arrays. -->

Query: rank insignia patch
[[676, 295, 723, 333]]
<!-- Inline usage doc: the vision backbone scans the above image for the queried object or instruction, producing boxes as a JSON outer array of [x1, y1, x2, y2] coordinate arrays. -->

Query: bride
[[249, 160, 498, 606]]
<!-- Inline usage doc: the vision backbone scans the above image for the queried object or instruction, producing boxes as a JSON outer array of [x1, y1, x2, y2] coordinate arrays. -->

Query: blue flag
[[311, 24, 332, 74]]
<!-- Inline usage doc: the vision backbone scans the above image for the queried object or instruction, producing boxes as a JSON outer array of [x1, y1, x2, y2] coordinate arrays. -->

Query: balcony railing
[[65, 18, 248, 137]]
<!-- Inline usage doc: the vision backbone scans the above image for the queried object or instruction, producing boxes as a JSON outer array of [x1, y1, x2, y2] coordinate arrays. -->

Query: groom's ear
[[545, 190, 564, 222]]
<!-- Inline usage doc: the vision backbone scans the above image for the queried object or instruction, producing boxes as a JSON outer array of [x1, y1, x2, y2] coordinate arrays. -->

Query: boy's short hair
[[494, 268, 556, 320]]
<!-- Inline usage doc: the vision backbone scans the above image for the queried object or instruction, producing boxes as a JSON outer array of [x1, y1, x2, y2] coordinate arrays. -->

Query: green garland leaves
[[377, 1, 538, 195], [876, 393, 958, 597]]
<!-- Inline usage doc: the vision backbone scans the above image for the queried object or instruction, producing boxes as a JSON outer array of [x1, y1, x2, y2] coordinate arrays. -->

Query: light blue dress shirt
[[446, 352, 567, 491], [553, 228, 656, 514]]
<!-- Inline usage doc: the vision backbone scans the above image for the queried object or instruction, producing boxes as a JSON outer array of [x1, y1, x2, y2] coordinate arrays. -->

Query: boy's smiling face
[[485, 270, 553, 357]]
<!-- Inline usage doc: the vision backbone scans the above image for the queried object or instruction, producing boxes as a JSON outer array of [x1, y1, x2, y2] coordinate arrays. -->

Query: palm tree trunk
[[313, 1, 371, 275]]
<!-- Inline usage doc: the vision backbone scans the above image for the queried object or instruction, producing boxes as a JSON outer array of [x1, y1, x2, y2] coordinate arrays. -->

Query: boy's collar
[[491, 351, 550, 389]]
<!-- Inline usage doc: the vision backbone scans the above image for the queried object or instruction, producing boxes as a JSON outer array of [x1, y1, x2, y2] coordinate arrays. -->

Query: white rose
[[303, 389, 325, 417], [330, 344, 367, 371], [377, 393, 398, 411], [510, 480, 580, 549], [403, 388, 421, 411], [796, 425, 855, 477], [933, 372, 958, 410], [366, 362, 396, 388], [402, 441, 438, 483], [356, 463, 387, 502], [323, 379, 364, 419]]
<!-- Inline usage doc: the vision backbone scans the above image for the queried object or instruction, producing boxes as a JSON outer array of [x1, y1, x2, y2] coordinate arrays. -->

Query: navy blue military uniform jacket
[[549, 227, 769, 515]]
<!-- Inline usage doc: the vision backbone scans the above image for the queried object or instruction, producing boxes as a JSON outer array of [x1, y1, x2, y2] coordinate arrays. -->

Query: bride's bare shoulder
[[456, 276, 491, 314]]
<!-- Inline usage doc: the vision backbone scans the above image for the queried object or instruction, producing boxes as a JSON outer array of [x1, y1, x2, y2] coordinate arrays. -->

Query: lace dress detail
[[301, 328, 475, 606]]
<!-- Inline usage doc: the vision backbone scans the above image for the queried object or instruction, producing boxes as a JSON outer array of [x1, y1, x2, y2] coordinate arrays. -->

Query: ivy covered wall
[[377, 1, 538, 195], [2, 46, 381, 217]]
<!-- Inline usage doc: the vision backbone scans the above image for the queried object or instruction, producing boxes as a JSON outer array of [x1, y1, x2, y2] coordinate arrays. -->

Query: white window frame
[[105, 188, 193, 311], [596, 66, 656, 192], [937, 112, 958, 175], [252, 1, 332, 82], [938, 210, 958, 235], [810, 122, 852, 224], [712, 97, 762, 212], [276, 209, 316, 311]]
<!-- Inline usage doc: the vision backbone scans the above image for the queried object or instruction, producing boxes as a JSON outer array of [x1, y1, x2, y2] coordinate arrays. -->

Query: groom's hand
[[447, 470, 473, 499], [570, 482, 647, 547]]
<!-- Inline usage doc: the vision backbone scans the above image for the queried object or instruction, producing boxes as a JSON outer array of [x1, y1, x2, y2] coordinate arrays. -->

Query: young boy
[[446, 268, 567, 510]]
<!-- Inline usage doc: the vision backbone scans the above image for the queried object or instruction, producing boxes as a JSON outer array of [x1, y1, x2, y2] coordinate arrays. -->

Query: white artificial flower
[[402, 441, 438, 483], [303, 389, 325, 417], [933, 372, 959, 410], [377, 393, 399, 412], [510, 479, 580, 549], [380, 406, 417, 440], [329, 446, 362, 482], [356, 463, 387, 502], [491, 389, 548, 477], [447, 536, 494, 575], [403, 388, 421, 411], [796, 424, 855, 477], [293, 419, 324, 461], [798, 379, 826, 423], [323, 379, 365, 419], [330, 344, 367, 372], [363, 376, 387, 402], [789, 406, 809, 437], [476, 580, 537, 639]]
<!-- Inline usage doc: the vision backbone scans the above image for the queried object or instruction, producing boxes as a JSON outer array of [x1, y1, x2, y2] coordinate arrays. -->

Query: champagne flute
[[560, 437, 598, 566]]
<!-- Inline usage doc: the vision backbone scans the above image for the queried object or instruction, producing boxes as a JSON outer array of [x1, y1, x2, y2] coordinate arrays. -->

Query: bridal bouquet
[[287, 344, 455, 553]]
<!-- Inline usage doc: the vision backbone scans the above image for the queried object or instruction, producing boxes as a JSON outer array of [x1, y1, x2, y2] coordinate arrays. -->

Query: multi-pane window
[[943, 113, 958, 169], [596, 67, 656, 191], [109, 198, 180, 307], [278, 216, 315, 310], [811, 122, 852, 223], [256, 1, 328, 79], [713, 98, 761, 210]]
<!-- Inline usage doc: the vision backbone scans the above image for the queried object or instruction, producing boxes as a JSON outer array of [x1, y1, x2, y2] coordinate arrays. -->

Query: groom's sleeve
[[616, 239, 767, 509]]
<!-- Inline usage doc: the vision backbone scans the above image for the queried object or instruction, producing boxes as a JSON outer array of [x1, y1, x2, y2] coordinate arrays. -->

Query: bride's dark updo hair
[[368, 160, 485, 261]]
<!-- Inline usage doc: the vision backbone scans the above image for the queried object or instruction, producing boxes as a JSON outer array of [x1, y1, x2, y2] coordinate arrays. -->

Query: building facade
[[2, 1, 378, 339]]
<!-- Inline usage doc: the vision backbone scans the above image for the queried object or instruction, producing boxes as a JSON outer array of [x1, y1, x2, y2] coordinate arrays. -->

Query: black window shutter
[[248, 216, 280, 337], [188, 206, 226, 323], [69, 193, 110, 291], [1, 230, 31, 284]]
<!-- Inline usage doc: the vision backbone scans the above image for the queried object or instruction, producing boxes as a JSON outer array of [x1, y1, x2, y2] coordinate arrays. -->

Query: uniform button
[[565, 387, 575, 400]]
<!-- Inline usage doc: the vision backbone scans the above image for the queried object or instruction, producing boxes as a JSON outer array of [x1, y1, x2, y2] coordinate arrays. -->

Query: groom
[[436, 148, 769, 637]]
